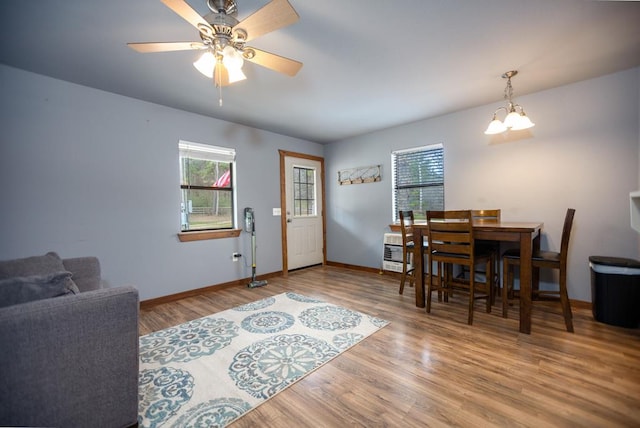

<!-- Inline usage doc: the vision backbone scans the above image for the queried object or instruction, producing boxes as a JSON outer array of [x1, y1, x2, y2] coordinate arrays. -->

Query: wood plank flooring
[[139, 265, 640, 427]]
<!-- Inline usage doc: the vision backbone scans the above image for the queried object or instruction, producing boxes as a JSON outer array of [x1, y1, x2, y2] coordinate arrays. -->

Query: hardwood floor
[[139, 266, 640, 427]]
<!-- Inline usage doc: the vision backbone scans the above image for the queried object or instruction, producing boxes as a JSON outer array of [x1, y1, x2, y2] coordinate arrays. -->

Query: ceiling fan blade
[[243, 47, 302, 76], [127, 42, 205, 53], [161, 0, 212, 33], [235, 0, 299, 42]]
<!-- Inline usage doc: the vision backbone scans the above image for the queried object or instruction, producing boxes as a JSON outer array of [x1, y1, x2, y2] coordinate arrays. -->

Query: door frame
[[279, 150, 327, 276]]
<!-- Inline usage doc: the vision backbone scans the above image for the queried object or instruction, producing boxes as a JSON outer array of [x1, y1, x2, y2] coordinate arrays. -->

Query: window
[[179, 141, 235, 231], [392, 143, 444, 221], [293, 166, 316, 216]]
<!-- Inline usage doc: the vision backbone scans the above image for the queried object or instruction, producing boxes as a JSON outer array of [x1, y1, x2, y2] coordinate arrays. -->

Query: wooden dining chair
[[398, 210, 416, 294], [502, 208, 576, 332], [471, 209, 501, 303], [426, 210, 493, 325]]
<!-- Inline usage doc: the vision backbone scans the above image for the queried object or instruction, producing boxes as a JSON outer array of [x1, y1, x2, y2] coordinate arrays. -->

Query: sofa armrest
[[63, 256, 102, 291], [0, 286, 139, 428]]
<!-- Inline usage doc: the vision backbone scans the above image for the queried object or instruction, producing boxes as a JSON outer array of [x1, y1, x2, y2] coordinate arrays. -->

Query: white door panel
[[285, 156, 323, 270]]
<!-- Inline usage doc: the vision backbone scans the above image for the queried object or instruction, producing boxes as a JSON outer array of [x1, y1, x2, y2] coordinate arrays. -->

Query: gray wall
[[2, 64, 639, 303], [0, 65, 322, 301], [325, 68, 640, 303]]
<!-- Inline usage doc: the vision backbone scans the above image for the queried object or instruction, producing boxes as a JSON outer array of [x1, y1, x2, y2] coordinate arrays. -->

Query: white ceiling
[[1, 0, 639, 144]]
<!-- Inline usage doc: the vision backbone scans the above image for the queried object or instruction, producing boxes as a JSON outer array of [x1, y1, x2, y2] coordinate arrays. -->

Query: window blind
[[392, 143, 444, 221]]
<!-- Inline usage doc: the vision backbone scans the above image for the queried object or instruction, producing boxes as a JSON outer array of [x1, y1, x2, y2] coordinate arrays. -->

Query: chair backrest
[[426, 210, 474, 258], [399, 210, 415, 247], [471, 209, 501, 223], [560, 208, 576, 263]]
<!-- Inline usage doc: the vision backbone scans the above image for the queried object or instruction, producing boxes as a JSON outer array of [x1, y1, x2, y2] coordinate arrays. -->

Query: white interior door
[[285, 156, 324, 270]]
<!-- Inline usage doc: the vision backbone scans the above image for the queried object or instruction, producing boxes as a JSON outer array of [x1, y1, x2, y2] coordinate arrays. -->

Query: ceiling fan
[[127, 0, 302, 88]]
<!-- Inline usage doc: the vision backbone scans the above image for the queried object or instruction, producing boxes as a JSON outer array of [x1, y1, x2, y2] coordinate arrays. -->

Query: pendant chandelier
[[484, 70, 535, 135]]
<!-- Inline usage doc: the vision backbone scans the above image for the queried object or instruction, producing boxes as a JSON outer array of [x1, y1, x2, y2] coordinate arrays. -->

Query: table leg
[[519, 232, 533, 334], [415, 228, 426, 308]]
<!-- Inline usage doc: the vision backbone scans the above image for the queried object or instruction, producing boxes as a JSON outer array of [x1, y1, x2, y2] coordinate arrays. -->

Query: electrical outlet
[[232, 252, 241, 262]]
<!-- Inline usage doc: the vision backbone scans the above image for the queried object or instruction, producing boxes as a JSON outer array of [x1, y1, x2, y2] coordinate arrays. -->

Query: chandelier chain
[[504, 77, 514, 104]]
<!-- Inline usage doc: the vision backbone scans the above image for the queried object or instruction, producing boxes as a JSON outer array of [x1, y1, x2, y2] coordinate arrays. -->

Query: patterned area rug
[[138, 292, 389, 427]]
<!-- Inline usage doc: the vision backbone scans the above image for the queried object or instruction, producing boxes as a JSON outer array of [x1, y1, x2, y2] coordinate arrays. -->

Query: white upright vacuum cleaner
[[245, 207, 268, 288]]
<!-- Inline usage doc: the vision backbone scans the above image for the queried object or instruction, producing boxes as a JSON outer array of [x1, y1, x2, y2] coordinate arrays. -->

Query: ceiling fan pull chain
[[213, 60, 223, 107]]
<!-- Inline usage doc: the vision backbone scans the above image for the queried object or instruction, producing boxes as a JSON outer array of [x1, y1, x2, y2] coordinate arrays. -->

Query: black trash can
[[589, 256, 640, 328]]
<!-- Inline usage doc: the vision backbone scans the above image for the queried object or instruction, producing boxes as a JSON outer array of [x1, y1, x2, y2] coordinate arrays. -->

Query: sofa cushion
[[62, 257, 102, 292], [0, 252, 67, 279], [0, 271, 80, 308]]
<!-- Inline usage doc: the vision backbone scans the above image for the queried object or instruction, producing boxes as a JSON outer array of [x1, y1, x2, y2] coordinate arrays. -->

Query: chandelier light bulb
[[503, 110, 522, 129], [484, 117, 508, 135], [510, 113, 535, 131]]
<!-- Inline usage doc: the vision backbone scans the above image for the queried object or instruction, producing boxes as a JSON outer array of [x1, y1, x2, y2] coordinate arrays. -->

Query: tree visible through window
[[392, 143, 444, 221], [179, 141, 235, 231], [293, 166, 316, 216]]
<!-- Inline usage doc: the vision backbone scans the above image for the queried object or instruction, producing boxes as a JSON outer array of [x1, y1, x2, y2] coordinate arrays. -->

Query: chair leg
[[426, 268, 434, 313], [399, 254, 412, 295], [468, 275, 475, 325], [436, 261, 443, 302], [486, 259, 492, 314], [559, 269, 574, 333], [502, 258, 511, 318], [493, 253, 500, 306], [444, 263, 451, 302], [489, 253, 496, 305]]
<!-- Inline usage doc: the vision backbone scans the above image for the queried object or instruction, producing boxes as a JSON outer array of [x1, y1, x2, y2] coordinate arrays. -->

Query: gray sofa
[[0, 252, 139, 428]]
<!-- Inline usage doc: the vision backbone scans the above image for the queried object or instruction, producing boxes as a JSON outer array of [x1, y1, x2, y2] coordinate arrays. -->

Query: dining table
[[396, 220, 543, 334]]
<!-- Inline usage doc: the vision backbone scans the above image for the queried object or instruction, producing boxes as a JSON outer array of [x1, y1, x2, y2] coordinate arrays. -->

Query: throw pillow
[[0, 271, 80, 308], [0, 252, 67, 279]]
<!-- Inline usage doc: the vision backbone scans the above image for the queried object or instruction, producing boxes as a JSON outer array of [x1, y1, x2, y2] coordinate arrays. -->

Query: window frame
[[391, 143, 445, 222], [178, 140, 237, 236], [292, 165, 317, 217]]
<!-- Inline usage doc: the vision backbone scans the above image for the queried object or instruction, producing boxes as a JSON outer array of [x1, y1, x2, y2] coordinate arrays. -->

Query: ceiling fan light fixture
[[194, 47, 245, 84], [193, 51, 216, 78], [222, 45, 244, 71], [226, 66, 246, 83], [485, 70, 535, 135]]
